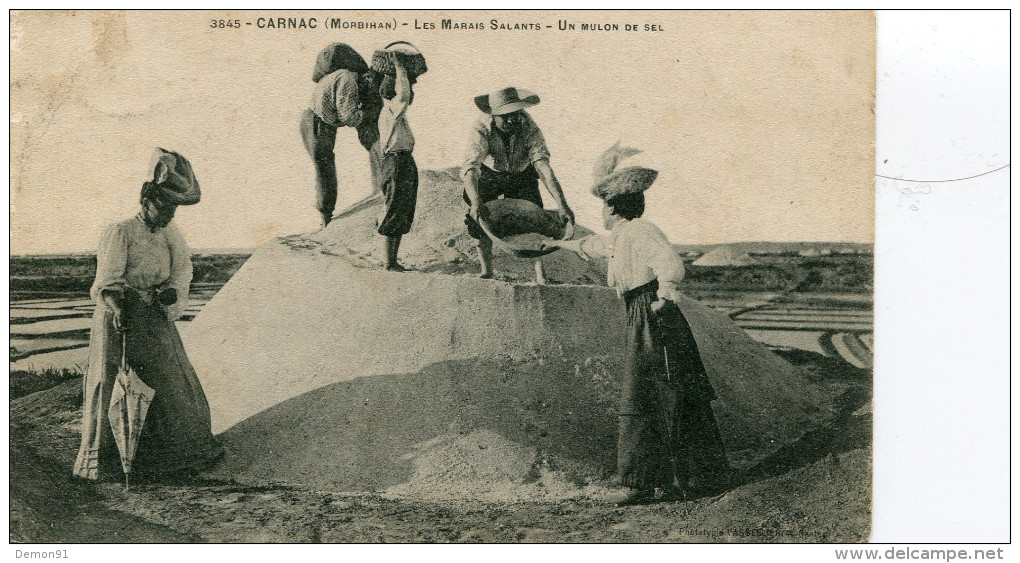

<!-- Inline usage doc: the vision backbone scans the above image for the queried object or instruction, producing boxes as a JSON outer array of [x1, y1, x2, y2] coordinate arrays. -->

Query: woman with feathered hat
[[550, 144, 733, 504], [73, 148, 222, 482]]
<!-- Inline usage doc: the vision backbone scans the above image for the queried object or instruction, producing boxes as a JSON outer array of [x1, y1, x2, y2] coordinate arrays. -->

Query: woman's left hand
[[650, 299, 669, 314], [545, 238, 585, 257], [158, 287, 178, 306], [539, 237, 559, 251]]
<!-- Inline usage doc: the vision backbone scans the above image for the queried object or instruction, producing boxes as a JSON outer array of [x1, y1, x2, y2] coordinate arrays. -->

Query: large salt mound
[[188, 251, 626, 435], [186, 168, 837, 498], [692, 246, 760, 267]]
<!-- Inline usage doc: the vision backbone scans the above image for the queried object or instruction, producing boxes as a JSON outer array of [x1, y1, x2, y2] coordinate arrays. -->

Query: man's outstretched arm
[[534, 158, 575, 225]]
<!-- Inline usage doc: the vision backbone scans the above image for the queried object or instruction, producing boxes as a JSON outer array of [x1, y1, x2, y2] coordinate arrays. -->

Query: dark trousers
[[300, 109, 378, 216], [300, 109, 338, 215], [618, 280, 731, 492], [463, 164, 543, 239], [375, 149, 419, 236]]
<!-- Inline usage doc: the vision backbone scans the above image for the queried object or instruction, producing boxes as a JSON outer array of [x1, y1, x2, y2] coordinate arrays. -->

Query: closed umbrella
[[107, 331, 155, 488]]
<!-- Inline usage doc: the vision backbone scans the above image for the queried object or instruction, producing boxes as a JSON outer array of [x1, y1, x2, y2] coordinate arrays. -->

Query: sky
[[10, 10, 875, 254]]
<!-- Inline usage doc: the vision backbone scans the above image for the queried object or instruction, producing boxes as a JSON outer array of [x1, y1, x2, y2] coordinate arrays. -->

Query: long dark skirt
[[618, 280, 731, 493], [73, 290, 221, 481]]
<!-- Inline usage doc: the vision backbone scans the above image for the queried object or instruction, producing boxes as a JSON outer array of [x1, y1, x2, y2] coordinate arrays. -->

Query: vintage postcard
[[10, 10, 875, 543]]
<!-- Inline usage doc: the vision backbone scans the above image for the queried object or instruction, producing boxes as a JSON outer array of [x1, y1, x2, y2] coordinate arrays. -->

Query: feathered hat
[[590, 141, 658, 201], [146, 148, 201, 205]]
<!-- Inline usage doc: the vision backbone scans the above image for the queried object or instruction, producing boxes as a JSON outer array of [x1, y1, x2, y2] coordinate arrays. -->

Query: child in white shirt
[[375, 53, 418, 271]]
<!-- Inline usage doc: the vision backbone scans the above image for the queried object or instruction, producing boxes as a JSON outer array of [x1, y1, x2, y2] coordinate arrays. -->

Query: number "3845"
[[210, 19, 241, 29]]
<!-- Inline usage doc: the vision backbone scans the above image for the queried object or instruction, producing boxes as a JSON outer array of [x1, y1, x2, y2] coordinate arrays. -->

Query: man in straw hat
[[462, 87, 575, 282], [551, 144, 733, 504]]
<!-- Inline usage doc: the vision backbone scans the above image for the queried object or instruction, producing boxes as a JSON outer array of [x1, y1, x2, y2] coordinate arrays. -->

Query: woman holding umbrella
[[548, 144, 734, 504], [73, 148, 222, 482]]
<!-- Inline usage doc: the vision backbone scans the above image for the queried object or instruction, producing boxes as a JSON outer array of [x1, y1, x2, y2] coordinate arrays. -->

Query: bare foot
[[603, 487, 644, 505], [385, 263, 409, 272], [605, 487, 673, 506], [476, 272, 493, 280]]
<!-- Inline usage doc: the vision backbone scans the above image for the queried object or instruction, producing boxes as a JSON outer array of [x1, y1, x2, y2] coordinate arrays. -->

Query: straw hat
[[474, 87, 540, 115], [147, 148, 201, 205], [590, 142, 658, 201], [371, 41, 428, 78]]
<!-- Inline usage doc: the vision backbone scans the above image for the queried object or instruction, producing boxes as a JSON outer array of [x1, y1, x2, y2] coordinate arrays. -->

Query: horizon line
[[10, 240, 876, 258]]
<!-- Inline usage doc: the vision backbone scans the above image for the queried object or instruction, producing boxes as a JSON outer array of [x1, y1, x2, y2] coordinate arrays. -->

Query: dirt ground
[[9, 351, 871, 544]]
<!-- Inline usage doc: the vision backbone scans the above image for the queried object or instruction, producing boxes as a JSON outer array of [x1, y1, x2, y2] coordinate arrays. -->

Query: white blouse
[[578, 218, 686, 302], [378, 97, 415, 154], [91, 215, 192, 321]]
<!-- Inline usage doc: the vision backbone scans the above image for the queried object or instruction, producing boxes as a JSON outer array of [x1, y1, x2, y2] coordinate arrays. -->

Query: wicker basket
[[371, 41, 428, 78]]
